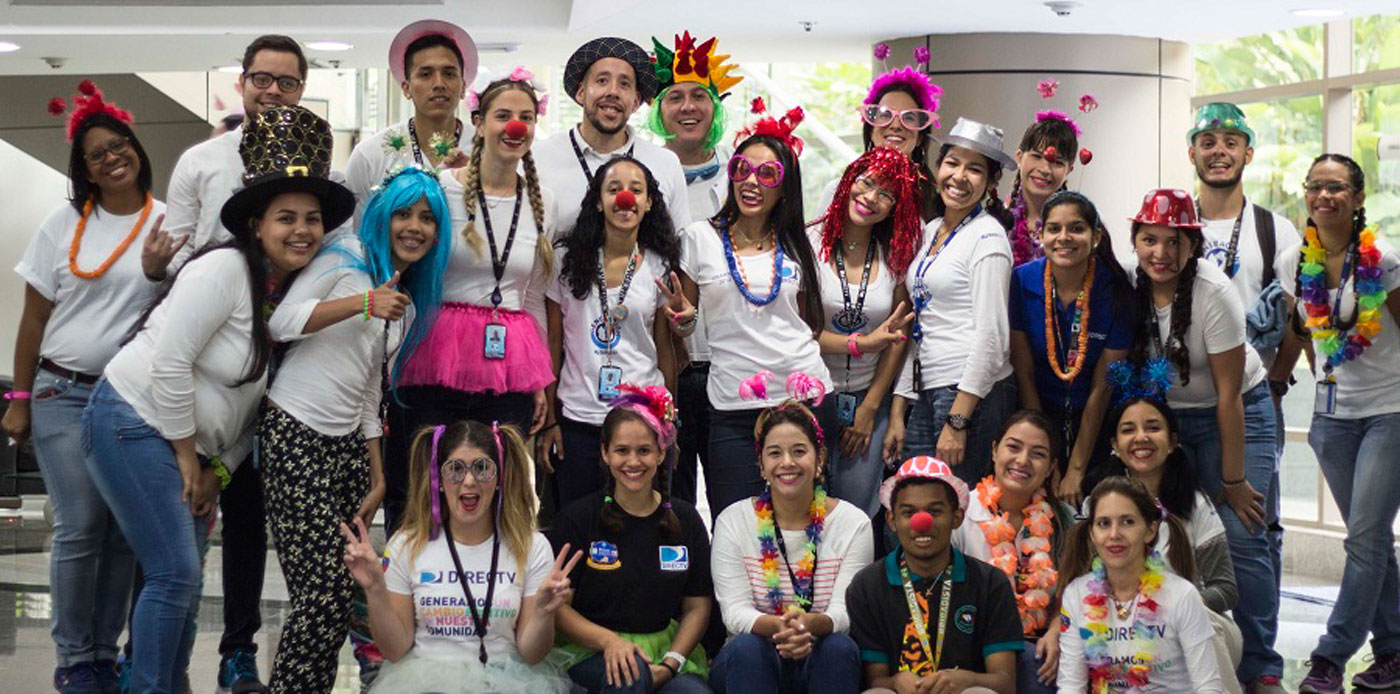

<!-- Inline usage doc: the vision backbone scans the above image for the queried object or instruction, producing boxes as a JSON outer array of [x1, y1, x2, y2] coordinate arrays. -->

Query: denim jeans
[[710, 632, 860, 694], [567, 652, 713, 694], [82, 379, 201, 694], [901, 377, 1018, 488], [674, 363, 712, 506], [1173, 383, 1282, 681], [1016, 642, 1056, 694], [1308, 412, 1400, 663], [705, 397, 839, 521], [29, 369, 135, 667], [826, 389, 891, 518]]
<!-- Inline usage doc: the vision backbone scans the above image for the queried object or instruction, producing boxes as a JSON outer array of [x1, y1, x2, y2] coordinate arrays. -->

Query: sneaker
[[1354, 650, 1400, 690], [92, 660, 120, 694], [1299, 658, 1345, 694], [53, 663, 104, 694], [216, 649, 269, 694], [1248, 674, 1285, 694]]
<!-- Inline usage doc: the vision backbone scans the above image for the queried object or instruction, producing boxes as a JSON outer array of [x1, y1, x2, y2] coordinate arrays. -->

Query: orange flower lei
[[1043, 257, 1095, 382], [975, 476, 1059, 636], [68, 195, 154, 280]]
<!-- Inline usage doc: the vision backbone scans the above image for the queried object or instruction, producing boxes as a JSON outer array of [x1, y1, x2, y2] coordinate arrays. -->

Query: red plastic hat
[[389, 19, 479, 87], [1129, 188, 1200, 229], [879, 456, 968, 511]]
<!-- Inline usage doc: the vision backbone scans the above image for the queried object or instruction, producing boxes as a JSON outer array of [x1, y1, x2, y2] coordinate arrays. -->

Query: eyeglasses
[[859, 104, 935, 132], [1303, 181, 1354, 196], [851, 176, 896, 207], [441, 457, 497, 485], [728, 155, 785, 188], [84, 136, 131, 165], [245, 71, 304, 93]]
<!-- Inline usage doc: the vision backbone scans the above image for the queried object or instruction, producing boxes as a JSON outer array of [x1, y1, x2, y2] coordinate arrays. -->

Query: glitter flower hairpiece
[[466, 65, 548, 115]]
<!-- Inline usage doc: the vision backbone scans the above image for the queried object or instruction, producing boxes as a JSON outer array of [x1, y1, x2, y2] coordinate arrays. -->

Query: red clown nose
[[614, 190, 637, 210], [910, 511, 934, 535], [504, 120, 528, 140]]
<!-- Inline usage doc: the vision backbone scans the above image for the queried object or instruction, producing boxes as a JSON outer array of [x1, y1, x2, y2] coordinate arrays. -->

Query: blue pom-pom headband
[[1107, 356, 1172, 405]]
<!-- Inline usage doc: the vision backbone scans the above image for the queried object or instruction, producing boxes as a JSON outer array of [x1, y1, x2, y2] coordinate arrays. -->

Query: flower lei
[[1299, 225, 1388, 371], [1008, 188, 1044, 266], [1083, 552, 1166, 694], [754, 485, 827, 615], [1044, 257, 1095, 382], [975, 477, 1058, 636]]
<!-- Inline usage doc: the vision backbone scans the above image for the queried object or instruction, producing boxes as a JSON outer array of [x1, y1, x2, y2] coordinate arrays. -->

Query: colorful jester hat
[[648, 31, 743, 149]]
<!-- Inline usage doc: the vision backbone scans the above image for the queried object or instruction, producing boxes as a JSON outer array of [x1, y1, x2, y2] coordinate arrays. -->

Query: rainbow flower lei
[[1299, 225, 1389, 370], [754, 485, 827, 615], [1083, 552, 1166, 693], [975, 477, 1059, 636]]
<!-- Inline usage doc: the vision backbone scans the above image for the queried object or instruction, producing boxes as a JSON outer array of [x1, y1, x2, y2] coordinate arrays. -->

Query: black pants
[[383, 385, 533, 534], [219, 455, 264, 656], [673, 363, 711, 505], [554, 416, 604, 509]]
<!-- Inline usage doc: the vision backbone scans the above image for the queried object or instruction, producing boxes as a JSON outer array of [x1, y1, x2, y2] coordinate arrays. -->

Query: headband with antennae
[[1106, 357, 1173, 405]]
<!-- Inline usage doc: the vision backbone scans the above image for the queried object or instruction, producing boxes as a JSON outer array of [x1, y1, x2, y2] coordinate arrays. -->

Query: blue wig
[[355, 167, 452, 389]]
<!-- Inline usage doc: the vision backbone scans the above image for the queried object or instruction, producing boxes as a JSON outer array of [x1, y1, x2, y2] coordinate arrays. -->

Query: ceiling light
[[0, 41, 19, 53], [1291, 8, 1344, 17], [217, 65, 242, 73], [305, 41, 353, 52]]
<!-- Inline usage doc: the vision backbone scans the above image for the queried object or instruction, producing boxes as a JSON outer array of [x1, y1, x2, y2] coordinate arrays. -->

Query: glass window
[[1236, 96, 1323, 227], [1352, 83, 1400, 245], [1194, 26, 1323, 95], [1355, 14, 1400, 74]]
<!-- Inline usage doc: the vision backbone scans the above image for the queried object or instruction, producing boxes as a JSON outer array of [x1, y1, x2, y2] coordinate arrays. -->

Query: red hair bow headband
[[49, 80, 134, 142], [734, 98, 805, 157]]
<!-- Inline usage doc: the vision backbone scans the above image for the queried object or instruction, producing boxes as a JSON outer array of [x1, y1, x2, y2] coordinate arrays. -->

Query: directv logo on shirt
[[659, 545, 689, 572], [419, 571, 444, 584]]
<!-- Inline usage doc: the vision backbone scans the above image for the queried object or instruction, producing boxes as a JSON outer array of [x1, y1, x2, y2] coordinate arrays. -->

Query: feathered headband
[[740, 372, 828, 448], [734, 97, 805, 156], [1107, 357, 1172, 405], [49, 80, 134, 142], [466, 66, 548, 116], [866, 43, 942, 117], [818, 146, 924, 277], [609, 383, 679, 450]]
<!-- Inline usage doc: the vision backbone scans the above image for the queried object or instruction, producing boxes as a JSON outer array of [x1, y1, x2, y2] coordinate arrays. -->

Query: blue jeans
[[710, 632, 860, 694], [706, 398, 839, 522], [901, 377, 1018, 488], [1017, 642, 1056, 694], [29, 369, 135, 667], [567, 652, 713, 694], [1174, 383, 1282, 680], [1308, 412, 1400, 663], [826, 389, 891, 518], [82, 379, 201, 694]]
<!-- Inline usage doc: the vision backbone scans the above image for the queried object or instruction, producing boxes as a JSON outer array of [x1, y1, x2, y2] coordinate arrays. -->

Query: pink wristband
[[4, 391, 31, 400], [847, 333, 863, 359]]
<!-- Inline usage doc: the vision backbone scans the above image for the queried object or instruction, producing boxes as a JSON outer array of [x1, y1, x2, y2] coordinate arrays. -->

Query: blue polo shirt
[[1009, 257, 1135, 411]]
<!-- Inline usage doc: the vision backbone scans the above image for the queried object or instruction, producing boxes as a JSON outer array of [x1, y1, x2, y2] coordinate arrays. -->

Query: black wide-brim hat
[[220, 105, 356, 236], [564, 36, 658, 104]]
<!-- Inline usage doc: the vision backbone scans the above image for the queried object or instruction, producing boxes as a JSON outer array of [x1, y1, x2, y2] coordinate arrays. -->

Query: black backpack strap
[[1254, 204, 1276, 287]]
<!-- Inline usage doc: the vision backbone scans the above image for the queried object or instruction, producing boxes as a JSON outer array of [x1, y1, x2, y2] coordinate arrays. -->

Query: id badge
[[597, 365, 623, 400], [1315, 379, 1337, 415], [836, 392, 858, 426], [483, 323, 507, 360]]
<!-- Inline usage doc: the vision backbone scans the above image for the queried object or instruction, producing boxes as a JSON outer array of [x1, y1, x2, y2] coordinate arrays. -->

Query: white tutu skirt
[[370, 653, 572, 694]]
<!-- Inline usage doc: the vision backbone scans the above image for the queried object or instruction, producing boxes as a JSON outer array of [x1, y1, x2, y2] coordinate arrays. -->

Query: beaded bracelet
[[363, 289, 372, 321]]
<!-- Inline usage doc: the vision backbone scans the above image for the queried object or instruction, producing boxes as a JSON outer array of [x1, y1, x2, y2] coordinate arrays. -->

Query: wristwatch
[[1267, 379, 1290, 398], [946, 414, 971, 432]]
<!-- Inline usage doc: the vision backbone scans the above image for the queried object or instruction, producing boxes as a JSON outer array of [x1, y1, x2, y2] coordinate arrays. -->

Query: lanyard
[[835, 241, 877, 391], [407, 117, 462, 167], [899, 557, 953, 673], [569, 129, 635, 181], [772, 520, 818, 611], [443, 526, 502, 665], [595, 247, 640, 365], [476, 179, 524, 309], [1194, 199, 1245, 278], [1322, 243, 1359, 376], [909, 206, 980, 390], [1048, 276, 1085, 453]]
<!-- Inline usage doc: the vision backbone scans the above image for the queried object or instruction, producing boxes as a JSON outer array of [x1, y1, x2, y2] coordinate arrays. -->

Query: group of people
[[2, 16, 1397, 694]]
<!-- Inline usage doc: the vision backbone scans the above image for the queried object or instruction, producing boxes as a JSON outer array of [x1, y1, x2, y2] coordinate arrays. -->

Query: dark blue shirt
[[1008, 257, 1135, 411]]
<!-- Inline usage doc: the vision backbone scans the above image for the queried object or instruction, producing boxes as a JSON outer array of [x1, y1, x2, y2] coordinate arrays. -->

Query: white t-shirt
[[1279, 238, 1400, 418], [345, 119, 470, 227], [1058, 570, 1223, 693], [679, 219, 830, 410], [809, 228, 896, 392], [533, 126, 692, 239], [16, 201, 166, 375], [267, 237, 407, 438], [1142, 261, 1267, 409], [898, 212, 1013, 398], [384, 530, 553, 662], [546, 249, 669, 425], [104, 248, 263, 466], [710, 497, 873, 636], [1155, 491, 1226, 557], [164, 128, 242, 273], [1198, 198, 1302, 309], [679, 146, 730, 363]]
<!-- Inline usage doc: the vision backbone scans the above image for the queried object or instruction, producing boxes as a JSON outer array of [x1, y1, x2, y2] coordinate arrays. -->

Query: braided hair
[[461, 78, 553, 274], [1297, 153, 1368, 332], [598, 406, 682, 542], [1130, 223, 1204, 385]]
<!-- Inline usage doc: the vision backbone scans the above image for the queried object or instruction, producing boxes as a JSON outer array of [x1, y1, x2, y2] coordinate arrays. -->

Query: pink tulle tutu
[[399, 302, 554, 394]]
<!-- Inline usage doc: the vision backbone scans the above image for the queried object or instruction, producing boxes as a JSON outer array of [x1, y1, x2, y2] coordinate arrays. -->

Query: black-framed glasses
[[859, 104, 935, 131], [728, 155, 785, 188], [1302, 181, 1353, 196], [851, 176, 896, 207], [245, 71, 304, 93], [441, 457, 497, 485], [84, 136, 131, 165]]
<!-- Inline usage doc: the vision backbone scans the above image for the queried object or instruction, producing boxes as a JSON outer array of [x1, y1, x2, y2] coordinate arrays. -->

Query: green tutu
[[552, 620, 709, 679]]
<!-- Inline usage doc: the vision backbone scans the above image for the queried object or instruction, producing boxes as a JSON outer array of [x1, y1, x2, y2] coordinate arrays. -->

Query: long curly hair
[[813, 146, 924, 277], [557, 156, 680, 300]]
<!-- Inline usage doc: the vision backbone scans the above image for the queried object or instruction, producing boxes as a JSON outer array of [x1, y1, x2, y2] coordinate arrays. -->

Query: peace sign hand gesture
[[340, 516, 384, 592], [856, 300, 913, 355], [654, 272, 697, 336], [537, 543, 583, 614]]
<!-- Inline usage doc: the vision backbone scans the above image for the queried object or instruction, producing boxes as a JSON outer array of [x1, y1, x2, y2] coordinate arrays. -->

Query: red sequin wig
[[817, 146, 924, 277]]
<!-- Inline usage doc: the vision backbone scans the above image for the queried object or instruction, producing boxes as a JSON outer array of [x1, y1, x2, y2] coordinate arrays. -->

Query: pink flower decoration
[[739, 371, 775, 401], [914, 46, 930, 65], [536, 94, 548, 116], [785, 372, 827, 407], [1037, 78, 1059, 99], [1078, 93, 1099, 113], [508, 65, 535, 82], [466, 91, 479, 111], [873, 43, 891, 60]]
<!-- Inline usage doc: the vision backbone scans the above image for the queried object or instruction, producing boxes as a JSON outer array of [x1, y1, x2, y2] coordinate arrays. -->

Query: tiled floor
[[0, 512, 1393, 693]]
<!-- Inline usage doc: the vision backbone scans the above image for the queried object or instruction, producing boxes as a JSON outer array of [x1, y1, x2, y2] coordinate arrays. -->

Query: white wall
[[0, 139, 69, 380]]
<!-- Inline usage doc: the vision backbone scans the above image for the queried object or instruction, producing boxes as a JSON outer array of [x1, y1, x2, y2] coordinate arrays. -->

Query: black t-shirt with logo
[[548, 490, 712, 634], [846, 547, 1024, 676]]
